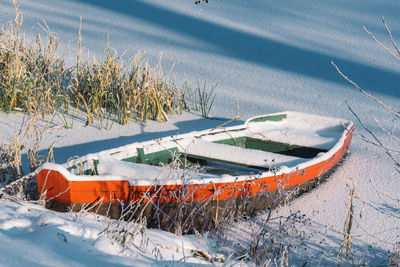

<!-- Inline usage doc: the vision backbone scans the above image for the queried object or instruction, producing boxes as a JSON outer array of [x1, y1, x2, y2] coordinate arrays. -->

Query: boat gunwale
[[37, 111, 354, 187]]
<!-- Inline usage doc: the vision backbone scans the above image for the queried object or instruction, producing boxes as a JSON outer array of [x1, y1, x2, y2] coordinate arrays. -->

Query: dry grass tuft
[[73, 50, 185, 125], [0, 1, 68, 115], [0, 2, 186, 126]]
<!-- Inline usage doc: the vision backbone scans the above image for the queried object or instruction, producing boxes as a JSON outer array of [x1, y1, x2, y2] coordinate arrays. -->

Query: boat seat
[[179, 139, 308, 170]]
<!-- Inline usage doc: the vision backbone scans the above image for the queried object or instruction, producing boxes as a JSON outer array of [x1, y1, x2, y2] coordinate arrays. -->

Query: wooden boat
[[36, 111, 353, 233]]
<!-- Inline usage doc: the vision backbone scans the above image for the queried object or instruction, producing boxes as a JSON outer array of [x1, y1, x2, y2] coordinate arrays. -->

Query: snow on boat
[[36, 111, 353, 233]]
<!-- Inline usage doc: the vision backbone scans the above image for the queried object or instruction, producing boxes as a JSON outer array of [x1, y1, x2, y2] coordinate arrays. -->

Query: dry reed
[[337, 178, 356, 260], [0, 1, 67, 115], [73, 50, 185, 125], [0, 2, 186, 126]]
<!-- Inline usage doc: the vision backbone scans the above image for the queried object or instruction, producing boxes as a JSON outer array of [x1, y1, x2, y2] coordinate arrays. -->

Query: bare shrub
[[211, 200, 312, 266], [332, 16, 400, 264]]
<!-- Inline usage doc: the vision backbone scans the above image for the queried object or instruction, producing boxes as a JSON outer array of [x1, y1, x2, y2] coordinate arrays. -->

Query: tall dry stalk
[[0, 114, 41, 184], [337, 179, 356, 260], [0, 113, 54, 199]]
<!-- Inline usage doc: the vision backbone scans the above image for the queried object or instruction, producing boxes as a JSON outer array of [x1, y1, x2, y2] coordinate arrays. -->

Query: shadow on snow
[[75, 0, 400, 98]]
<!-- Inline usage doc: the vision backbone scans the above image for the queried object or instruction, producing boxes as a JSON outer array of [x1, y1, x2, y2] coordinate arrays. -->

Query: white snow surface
[[96, 154, 208, 184], [0, 199, 217, 266], [246, 112, 348, 149], [97, 154, 172, 181], [0, 0, 399, 266]]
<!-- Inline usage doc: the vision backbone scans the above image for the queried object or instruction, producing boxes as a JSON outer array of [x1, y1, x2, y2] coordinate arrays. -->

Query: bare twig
[[381, 16, 400, 57], [362, 25, 400, 62], [191, 249, 225, 263], [345, 101, 400, 168], [354, 192, 400, 220], [211, 99, 252, 131], [374, 117, 400, 149], [352, 215, 399, 246], [332, 61, 400, 119], [352, 131, 400, 154], [369, 175, 400, 203]]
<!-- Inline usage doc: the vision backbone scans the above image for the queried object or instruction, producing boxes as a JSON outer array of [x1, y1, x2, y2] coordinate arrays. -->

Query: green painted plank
[[249, 114, 286, 123], [245, 137, 326, 158], [245, 137, 291, 153], [122, 156, 139, 163], [214, 136, 247, 148], [122, 147, 179, 165], [136, 148, 147, 164], [146, 147, 179, 165]]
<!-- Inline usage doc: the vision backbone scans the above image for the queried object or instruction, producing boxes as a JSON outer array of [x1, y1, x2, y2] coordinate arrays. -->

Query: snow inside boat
[[37, 111, 354, 233]]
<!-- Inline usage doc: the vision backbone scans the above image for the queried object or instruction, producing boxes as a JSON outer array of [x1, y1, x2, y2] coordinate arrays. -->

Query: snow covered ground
[[0, 0, 399, 265]]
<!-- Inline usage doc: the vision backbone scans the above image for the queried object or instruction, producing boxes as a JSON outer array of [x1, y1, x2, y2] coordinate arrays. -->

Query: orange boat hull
[[37, 125, 353, 233]]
